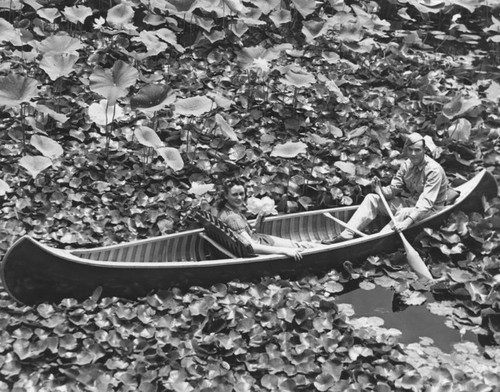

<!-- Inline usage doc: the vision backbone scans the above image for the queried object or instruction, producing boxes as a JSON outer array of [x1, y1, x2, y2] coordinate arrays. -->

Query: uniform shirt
[[381, 155, 448, 222]]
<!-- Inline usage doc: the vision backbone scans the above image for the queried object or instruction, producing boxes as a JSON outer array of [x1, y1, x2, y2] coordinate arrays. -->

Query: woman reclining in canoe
[[215, 179, 316, 261]]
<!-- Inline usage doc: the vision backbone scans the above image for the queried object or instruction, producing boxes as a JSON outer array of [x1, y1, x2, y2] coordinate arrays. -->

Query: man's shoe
[[321, 235, 348, 245]]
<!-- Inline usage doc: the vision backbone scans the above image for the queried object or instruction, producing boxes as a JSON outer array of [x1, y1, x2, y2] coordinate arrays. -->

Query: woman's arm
[[239, 231, 303, 261]]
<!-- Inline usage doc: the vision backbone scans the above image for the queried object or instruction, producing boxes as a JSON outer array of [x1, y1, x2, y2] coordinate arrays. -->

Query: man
[[323, 132, 453, 244]]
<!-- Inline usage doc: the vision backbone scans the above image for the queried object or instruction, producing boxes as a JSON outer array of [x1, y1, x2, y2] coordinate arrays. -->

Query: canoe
[[1, 169, 497, 304]]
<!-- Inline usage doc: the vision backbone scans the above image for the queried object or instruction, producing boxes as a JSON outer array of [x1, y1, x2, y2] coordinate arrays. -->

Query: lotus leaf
[[36, 34, 83, 55], [271, 141, 307, 158], [157, 147, 184, 171], [88, 100, 125, 125], [63, 5, 93, 24], [215, 113, 238, 141], [37, 8, 61, 23], [0, 74, 39, 108], [107, 3, 134, 28], [39, 53, 79, 81], [0, 18, 23, 45]]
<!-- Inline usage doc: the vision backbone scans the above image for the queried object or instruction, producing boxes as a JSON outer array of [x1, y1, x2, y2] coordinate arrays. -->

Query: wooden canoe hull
[[1, 170, 497, 304]]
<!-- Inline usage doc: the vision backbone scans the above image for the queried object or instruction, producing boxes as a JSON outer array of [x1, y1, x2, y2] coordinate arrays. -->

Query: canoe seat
[[195, 211, 256, 258]]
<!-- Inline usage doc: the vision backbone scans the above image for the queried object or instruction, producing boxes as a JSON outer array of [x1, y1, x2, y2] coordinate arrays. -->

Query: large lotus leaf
[[0, 179, 11, 196], [134, 126, 163, 148], [36, 34, 83, 55], [447, 118, 471, 142], [107, 3, 134, 28], [31, 135, 63, 159], [37, 8, 61, 23], [0, 74, 39, 108], [19, 155, 52, 178], [133, 31, 168, 56], [174, 96, 214, 116], [88, 100, 125, 125], [291, 0, 317, 17], [280, 67, 316, 88], [89, 60, 138, 104], [156, 147, 184, 171], [271, 141, 307, 158], [215, 113, 238, 141], [63, 5, 92, 24], [130, 84, 175, 111], [39, 53, 79, 81], [0, 17, 23, 45], [442, 93, 482, 119]]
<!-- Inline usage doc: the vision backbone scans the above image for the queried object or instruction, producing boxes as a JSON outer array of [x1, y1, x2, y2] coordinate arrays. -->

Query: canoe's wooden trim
[[199, 233, 237, 259]]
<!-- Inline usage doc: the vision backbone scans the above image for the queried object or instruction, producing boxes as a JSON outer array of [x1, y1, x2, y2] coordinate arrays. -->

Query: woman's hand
[[281, 248, 303, 262]]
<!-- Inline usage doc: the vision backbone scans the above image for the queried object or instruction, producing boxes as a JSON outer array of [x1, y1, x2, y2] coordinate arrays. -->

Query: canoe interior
[[69, 207, 379, 263]]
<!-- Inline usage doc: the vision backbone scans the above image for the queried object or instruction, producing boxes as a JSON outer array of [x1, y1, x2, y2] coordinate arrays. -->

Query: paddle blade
[[399, 234, 433, 280]]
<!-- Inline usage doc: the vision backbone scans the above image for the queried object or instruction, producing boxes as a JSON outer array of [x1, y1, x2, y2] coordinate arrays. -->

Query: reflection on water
[[338, 285, 477, 352]]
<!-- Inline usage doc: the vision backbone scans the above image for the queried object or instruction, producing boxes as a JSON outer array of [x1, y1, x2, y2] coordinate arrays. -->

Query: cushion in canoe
[[195, 211, 256, 258]]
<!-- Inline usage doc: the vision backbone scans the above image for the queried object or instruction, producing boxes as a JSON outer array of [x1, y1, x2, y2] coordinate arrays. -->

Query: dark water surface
[[338, 285, 478, 352]]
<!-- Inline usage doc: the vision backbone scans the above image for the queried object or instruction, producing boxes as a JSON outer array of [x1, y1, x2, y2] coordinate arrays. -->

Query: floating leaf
[[334, 161, 356, 176], [348, 345, 373, 360], [0, 74, 38, 108], [189, 182, 214, 196], [107, 3, 134, 28], [173, 96, 214, 116], [135, 126, 163, 148], [63, 5, 93, 24], [157, 147, 184, 171], [271, 141, 307, 158], [291, 0, 317, 17], [280, 66, 316, 88], [31, 135, 63, 159], [0, 179, 11, 196], [39, 53, 79, 80], [90, 60, 139, 104]]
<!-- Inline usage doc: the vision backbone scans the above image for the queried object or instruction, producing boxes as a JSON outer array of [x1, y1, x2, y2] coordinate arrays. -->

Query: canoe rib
[[1, 169, 497, 304]]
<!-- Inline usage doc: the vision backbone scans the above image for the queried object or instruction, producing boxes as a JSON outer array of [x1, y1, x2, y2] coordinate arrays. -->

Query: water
[[338, 285, 478, 352]]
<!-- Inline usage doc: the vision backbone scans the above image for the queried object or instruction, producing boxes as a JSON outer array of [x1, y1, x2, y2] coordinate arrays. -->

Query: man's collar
[[409, 155, 427, 169]]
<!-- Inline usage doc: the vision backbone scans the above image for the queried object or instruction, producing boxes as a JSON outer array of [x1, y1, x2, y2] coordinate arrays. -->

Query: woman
[[214, 178, 315, 261]]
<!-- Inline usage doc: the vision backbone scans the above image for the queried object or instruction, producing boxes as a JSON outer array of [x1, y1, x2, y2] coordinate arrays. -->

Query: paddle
[[375, 186, 434, 280], [322, 212, 367, 237]]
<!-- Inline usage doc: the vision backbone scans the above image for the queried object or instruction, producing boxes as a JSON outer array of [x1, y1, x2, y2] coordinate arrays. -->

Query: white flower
[[246, 196, 278, 215]]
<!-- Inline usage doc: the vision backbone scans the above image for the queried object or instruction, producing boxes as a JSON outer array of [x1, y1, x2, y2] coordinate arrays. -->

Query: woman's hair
[[214, 178, 247, 212]]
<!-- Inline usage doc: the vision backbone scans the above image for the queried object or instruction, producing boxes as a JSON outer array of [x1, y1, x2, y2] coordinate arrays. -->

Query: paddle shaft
[[375, 186, 433, 280], [322, 213, 367, 237]]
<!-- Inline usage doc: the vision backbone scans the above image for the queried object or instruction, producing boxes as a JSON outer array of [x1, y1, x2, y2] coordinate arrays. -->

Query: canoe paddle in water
[[375, 186, 434, 281]]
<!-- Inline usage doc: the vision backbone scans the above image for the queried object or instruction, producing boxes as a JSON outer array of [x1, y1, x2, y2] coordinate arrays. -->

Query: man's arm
[[408, 168, 445, 222]]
